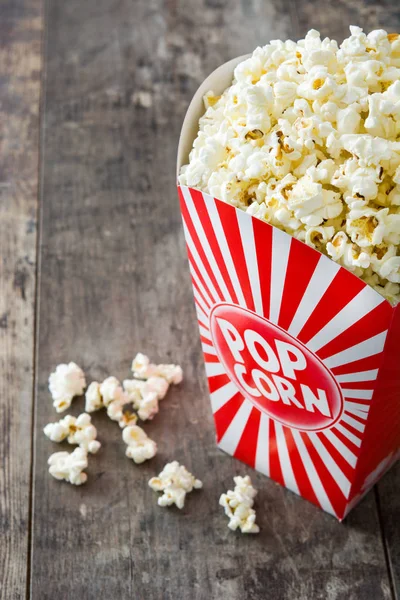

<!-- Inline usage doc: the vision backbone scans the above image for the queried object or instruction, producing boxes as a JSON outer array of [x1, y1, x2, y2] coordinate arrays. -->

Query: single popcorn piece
[[131, 353, 183, 384], [44, 413, 101, 454], [99, 376, 125, 406], [122, 425, 157, 464], [219, 475, 260, 534], [179, 27, 400, 305], [85, 381, 103, 412], [123, 375, 170, 421], [48, 362, 86, 413], [149, 461, 203, 509], [48, 447, 88, 485], [106, 396, 138, 428]]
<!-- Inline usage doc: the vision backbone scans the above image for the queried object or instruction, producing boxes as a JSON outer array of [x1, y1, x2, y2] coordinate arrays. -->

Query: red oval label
[[209, 303, 343, 431]]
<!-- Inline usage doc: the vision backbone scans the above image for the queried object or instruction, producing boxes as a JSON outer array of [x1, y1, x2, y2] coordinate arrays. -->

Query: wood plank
[[32, 1, 396, 599], [0, 1, 43, 598]]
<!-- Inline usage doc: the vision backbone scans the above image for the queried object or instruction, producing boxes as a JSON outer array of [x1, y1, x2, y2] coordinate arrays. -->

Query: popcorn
[[44, 413, 101, 454], [49, 362, 86, 413], [99, 376, 125, 406], [48, 447, 88, 485], [122, 425, 157, 464], [149, 461, 203, 509], [219, 475, 260, 534], [134, 391, 159, 421], [85, 381, 103, 412], [123, 375, 170, 421], [180, 27, 400, 304], [131, 353, 183, 384]]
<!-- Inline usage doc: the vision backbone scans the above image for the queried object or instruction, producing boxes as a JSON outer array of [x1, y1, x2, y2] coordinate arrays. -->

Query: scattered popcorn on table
[[132, 353, 183, 384], [48, 447, 88, 485], [219, 476, 260, 534], [49, 362, 86, 413], [122, 425, 157, 464], [85, 381, 103, 412], [179, 27, 400, 305], [44, 413, 101, 454], [149, 461, 203, 509]]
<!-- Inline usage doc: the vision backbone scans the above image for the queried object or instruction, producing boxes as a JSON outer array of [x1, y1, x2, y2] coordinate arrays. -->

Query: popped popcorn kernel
[[149, 461, 203, 509], [85, 381, 103, 413], [219, 475, 260, 534], [44, 413, 101, 454], [180, 26, 400, 305], [122, 425, 157, 464], [48, 447, 88, 486], [48, 362, 86, 413], [131, 353, 183, 384]]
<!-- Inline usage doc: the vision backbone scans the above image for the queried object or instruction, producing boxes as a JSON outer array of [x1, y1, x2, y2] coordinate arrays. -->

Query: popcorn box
[[177, 56, 400, 520]]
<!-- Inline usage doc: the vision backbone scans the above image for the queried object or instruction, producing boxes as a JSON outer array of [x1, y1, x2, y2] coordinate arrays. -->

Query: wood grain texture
[[377, 464, 400, 599], [0, 1, 43, 598], [30, 1, 398, 599]]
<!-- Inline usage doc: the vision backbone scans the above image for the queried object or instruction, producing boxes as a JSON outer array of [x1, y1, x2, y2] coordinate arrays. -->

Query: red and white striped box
[[177, 57, 400, 520]]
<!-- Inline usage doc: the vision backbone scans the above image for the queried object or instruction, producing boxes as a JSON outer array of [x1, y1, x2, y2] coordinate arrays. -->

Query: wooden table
[[1, 1, 399, 598]]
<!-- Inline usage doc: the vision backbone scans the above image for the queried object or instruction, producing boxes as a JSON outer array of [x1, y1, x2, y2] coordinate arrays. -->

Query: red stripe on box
[[234, 407, 261, 468], [181, 192, 224, 303], [215, 200, 255, 312], [330, 354, 383, 376], [315, 431, 355, 483], [317, 301, 392, 360], [214, 393, 245, 442], [268, 419, 285, 487], [297, 269, 365, 345], [278, 239, 320, 331], [190, 189, 240, 305], [207, 373, 231, 394], [301, 431, 347, 518], [283, 426, 320, 508], [252, 217, 273, 319]]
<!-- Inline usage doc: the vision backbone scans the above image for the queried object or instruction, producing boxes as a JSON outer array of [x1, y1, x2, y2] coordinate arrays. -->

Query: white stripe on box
[[269, 228, 291, 324], [342, 413, 366, 433], [307, 287, 384, 353], [291, 429, 336, 517], [344, 401, 370, 414], [236, 210, 263, 315], [323, 429, 358, 468], [204, 194, 247, 307], [198, 325, 212, 341], [335, 370, 379, 383], [275, 422, 300, 495], [183, 187, 233, 303], [218, 399, 253, 455], [324, 331, 388, 369], [288, 257, 340, 337], [192, 286, 210, 316], [307, 433, 352, 498], [202, 342, 217, 356], [341, 388, 374, 400], [182, 220, 221, 304], [195, 305, 209, 328], [255, 413, 270, 477], [205, 362, 226, 377], [334, 423, 362, 448], [188, 261, 214, 308], [210, 380, 240, 413]]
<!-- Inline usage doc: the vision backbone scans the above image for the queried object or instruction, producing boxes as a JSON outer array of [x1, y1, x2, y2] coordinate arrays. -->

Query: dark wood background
[[1, 0, 399, 598]]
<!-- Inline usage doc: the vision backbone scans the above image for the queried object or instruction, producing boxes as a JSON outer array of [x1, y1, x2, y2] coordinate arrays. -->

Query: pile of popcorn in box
[[44, 359, 259, 534], [179, 27, 400, 305]]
